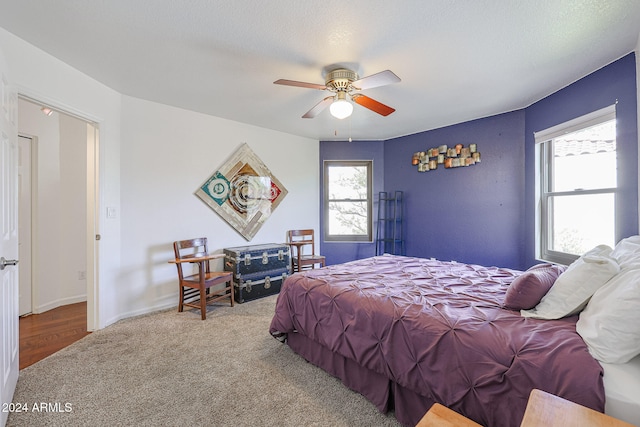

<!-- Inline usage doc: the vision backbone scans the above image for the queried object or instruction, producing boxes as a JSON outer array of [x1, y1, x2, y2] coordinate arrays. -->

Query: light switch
[[106, 206, 117, 219]]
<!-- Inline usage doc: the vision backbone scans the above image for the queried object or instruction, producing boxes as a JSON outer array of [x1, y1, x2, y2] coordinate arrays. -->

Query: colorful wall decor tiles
[[411, 144, 480, 172]]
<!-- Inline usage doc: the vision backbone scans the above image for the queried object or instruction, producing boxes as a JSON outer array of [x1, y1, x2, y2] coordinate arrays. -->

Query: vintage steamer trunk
[[223, 243, 291, 303]]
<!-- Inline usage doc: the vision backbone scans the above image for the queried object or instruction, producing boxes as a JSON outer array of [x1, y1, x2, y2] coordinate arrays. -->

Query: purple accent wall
[[319, 140, 385, 266], [524, 53, 639, 266], [383, 111, 526, 269], [320, 53, 638, 271]]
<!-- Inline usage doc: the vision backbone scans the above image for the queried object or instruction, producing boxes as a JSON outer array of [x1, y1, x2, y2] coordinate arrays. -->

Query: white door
[[18, 135, 31, 316], [0, 50, 19, 427]]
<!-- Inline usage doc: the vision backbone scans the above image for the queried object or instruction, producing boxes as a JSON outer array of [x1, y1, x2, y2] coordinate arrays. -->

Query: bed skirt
[[287, 332, 432, 427]]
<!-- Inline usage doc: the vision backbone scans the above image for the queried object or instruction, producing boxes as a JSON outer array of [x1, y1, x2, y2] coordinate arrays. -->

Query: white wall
[[0, 26, 320, 328], [58, 112, 88, 303], [18, 99, 87, 312], [118, 96, 318, 320]]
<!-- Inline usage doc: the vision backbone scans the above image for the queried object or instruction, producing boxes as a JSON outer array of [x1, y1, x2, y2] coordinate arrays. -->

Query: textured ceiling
[[0, 1, 638, 141]]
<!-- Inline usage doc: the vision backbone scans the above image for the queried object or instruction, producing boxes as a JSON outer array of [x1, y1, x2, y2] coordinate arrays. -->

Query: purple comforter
[[269, 255, 604, 426]]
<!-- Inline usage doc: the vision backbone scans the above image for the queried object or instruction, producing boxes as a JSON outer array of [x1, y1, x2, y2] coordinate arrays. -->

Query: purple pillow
[[503, 263, 567, 310]]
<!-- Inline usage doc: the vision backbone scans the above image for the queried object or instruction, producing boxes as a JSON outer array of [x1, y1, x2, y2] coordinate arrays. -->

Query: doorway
[[17, 96, 99, 343], [18, 135, 32, 316]]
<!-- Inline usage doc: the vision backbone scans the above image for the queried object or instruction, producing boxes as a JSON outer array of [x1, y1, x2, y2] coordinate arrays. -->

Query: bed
[[601, 355, 640, 426], [269, 254, 607, 427]]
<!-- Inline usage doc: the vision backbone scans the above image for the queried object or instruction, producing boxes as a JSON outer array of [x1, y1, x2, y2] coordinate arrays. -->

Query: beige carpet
[[7, 295, 402, 427]]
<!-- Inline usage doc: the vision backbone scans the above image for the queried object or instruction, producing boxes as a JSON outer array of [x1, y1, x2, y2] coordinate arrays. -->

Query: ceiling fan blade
[[302, 96, 334, 118], [351, 94, 395, 116], [274, 79, 327, 90], [351, 70, 400, 90]]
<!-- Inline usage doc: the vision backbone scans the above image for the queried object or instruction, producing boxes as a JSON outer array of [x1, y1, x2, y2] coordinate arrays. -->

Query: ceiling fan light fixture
[[275, 68, 399, 119], [330, 92, 353, 119]]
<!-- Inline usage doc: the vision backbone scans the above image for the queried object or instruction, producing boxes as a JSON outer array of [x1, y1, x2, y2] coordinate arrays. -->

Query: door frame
[[17, 93, 100, 331], [1, 57, 19, 427], [17, 134, 35, 316]]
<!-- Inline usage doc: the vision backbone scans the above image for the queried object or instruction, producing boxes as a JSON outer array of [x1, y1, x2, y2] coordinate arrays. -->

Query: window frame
[[535, 105, 617, 265], [323, 160, 373, 242]]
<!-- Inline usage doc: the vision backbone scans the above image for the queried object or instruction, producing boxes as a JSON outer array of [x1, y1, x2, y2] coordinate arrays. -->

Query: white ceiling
[[0, 1, 639, 141]]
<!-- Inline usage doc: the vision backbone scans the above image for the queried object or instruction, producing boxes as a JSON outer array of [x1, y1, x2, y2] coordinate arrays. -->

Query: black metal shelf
[[375, 191, 404, 256]]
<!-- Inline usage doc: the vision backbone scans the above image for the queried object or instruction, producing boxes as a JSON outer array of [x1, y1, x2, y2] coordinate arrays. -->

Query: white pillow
[[577, 267, 640, 363], [521, 245, 619, 319], [610, 235, 640, 269]]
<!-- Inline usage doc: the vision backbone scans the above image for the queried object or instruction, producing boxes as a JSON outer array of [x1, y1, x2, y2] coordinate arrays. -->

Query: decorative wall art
[[411, 144, 481, 172], [195, 143, 288, 240]]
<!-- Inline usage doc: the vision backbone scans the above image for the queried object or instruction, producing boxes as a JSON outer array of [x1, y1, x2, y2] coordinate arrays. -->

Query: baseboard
[[34, 295, 178, 330], [103, 298, 176, 328], [34, 295, 87, 314]]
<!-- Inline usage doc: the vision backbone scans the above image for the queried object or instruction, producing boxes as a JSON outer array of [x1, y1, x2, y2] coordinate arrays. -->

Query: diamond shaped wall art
[[195, 143, 287, 241]]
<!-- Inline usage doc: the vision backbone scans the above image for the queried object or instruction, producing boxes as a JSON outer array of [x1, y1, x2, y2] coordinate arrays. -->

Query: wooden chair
[[286, 229, 326, 273], [171, 237, 234, 320]]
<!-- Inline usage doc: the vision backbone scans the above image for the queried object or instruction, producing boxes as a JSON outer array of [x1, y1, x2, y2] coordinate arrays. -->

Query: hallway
[[19, 302, 90, 369]]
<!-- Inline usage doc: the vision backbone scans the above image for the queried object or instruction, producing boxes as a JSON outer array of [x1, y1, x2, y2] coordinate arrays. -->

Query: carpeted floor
[[7, 295, 402, 427]]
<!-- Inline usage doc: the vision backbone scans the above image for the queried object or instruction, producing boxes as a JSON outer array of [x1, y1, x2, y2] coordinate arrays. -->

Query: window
[[535, 105, 616, 265], [324, 160, 372, 242]]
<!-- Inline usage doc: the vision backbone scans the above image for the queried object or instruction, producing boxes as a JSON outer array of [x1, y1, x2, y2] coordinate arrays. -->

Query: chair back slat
[[173, 237, 210, 276], [287, 229, 315, 256]]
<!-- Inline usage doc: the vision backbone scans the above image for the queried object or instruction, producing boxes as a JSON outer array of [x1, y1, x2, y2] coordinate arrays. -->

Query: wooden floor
[[19, 302, 90, 370]]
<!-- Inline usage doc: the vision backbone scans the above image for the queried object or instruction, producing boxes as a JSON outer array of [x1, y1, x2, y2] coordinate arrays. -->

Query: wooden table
[[168, 253, 225, 267], [415, 403, 482, 427], [520, 389, 635, 427], [168, 253, 228, 288], [415, 390, 635, 427]]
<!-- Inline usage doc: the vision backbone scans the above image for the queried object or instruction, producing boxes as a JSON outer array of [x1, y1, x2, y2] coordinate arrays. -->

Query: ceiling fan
[[274, 68, 400, 119]]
